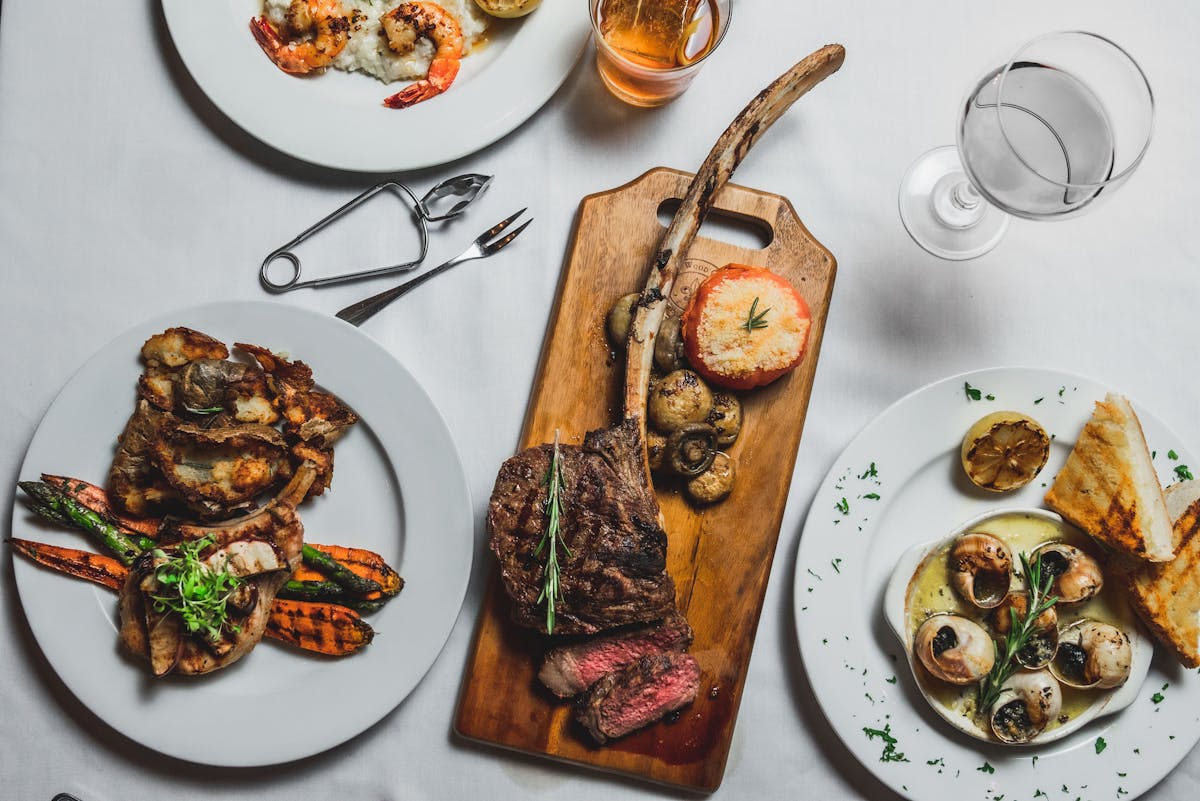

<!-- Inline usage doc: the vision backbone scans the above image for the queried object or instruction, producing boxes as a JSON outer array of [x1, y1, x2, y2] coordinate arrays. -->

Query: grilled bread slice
[[1044, 394, 1174, 562], [1123, 481, 1200, 667]]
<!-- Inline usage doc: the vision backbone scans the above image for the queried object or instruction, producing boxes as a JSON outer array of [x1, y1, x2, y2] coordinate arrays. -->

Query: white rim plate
[[161, 0, 591, 172], [795, 367, 1200, 800], [12, 300, 473, 766]]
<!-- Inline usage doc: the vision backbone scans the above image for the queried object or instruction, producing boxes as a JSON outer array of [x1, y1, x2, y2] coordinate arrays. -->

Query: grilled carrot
[[266, 598, 375, 656], [40, 474, 160, 539], [8, 538, 128, 590], [305, 543, 404, 596], [9, 537, 373, 656]]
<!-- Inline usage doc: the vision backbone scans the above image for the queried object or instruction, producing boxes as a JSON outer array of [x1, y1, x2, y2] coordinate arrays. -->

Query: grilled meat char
[[539, 611, 693, 698], [576, 652, 701, 744], [488, 418, 677, 636]]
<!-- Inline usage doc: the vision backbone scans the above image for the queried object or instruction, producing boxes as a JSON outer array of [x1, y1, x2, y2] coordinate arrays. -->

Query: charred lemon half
[[960, 411, 1050, 492]]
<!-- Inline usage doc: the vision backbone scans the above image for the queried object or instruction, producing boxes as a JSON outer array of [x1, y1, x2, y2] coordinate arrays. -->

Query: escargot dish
[[886, 508, 1152, 746]]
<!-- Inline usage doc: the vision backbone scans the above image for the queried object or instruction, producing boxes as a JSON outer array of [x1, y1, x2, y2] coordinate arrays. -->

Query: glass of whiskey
[[589, 0, 731, 107]]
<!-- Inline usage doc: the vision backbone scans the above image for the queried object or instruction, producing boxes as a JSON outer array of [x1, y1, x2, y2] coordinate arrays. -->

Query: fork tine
[[483, 219, 532, 255], [478, 208, 527, 243]]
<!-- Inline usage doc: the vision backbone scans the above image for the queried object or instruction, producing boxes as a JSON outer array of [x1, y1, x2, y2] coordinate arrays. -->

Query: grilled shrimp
[[250, 0, 351, 75], [381, 2, 464, 108]]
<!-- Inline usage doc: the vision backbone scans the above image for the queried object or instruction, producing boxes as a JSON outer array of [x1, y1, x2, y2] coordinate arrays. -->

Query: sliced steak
[[539, 611, 693, 698], [488, 418, 677, 636], [576, 652, 701, 744]]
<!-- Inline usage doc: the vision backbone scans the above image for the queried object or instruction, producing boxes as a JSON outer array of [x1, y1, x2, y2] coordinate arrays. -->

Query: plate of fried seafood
[[795, 367, 1200, 801], [161, 0, 588, 171], [10, 301, 472, 766]]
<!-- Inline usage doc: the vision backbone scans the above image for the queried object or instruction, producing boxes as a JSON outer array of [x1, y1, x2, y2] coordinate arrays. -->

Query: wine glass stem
[[931, 177, 987, 229]]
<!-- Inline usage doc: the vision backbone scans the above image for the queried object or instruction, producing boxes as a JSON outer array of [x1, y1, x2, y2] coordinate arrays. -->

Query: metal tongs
[[259, 174, 491, 292]]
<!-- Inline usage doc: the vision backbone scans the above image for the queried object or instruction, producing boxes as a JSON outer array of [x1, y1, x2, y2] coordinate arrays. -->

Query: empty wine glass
[[899, 31, 1154, 260]]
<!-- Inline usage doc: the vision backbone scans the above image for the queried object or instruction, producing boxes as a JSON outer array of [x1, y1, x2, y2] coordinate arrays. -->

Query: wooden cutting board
[[455, 167, 836, 792]]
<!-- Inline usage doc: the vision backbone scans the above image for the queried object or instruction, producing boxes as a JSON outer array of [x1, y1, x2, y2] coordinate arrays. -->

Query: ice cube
[[598, 0, 703, 66]]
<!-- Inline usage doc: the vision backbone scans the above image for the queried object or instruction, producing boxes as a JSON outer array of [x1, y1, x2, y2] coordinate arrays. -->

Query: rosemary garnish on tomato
[[150, 535, 242, 641], [977, 552, 1058, 712], [743, 296, 770, 331], [536, 430, 571, 634]]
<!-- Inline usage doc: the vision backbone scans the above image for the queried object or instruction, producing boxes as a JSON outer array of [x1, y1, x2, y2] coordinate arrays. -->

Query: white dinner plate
[[795, 367, 1200, 801], [11, 301, 473, 766], [162, 1, 590, 172]]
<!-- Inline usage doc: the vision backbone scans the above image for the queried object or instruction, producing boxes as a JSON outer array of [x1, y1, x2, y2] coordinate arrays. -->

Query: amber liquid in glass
[[594, 0, 720, 106]]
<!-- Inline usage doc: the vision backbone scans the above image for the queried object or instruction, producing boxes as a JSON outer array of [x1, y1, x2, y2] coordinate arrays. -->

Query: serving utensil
[[335, 209, 531, 326], [260, 174, 492, 292]]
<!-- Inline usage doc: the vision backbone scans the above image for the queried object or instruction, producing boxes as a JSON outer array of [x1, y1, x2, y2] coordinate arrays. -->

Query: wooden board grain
[[454, 168, 836, 792]]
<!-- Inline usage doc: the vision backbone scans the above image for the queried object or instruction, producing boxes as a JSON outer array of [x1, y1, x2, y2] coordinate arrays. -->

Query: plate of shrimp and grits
[[162, 0, 589, 171]]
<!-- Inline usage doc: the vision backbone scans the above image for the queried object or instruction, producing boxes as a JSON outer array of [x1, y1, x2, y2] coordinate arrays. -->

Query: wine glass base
[[898, 146, 1010, 261]]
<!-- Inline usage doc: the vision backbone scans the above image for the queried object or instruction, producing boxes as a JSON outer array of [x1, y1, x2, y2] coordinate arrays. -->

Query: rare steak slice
[[539, 611, 694, 698], [488, 418, 677, 636], [576, 652, 701, 744]]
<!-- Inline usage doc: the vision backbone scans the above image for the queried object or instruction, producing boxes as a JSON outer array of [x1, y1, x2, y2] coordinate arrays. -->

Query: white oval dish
[[883, 507, 1153, 745]]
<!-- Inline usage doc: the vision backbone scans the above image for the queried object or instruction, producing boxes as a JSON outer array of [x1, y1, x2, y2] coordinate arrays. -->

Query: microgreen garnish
[[977, 552, 1058, 712], [743, 296, 770, 332], [536, 430, 571, 634], [150, 535, 242, 641]]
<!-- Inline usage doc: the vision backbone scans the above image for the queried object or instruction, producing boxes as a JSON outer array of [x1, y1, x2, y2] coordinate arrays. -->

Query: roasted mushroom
[[606, 292, 640, 347], [666, 424, 718, 478], [648, 369, 714, 433], [686, 452, 736, 504], [646, 429, 668, 473], [653, 313, 687, 373], [707, 392, 743, 447]]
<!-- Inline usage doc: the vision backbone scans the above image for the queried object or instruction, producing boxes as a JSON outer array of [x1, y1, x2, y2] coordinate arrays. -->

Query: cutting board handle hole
[[656, 199, 774, 251]]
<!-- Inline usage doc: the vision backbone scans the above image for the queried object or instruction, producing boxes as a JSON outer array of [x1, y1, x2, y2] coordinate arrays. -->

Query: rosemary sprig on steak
[[977, 552, 1058, 711], [535, 430, 571, 634]]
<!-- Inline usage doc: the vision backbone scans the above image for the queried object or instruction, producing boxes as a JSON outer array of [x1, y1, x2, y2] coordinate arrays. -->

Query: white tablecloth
[[3, 1, 1198, 799]]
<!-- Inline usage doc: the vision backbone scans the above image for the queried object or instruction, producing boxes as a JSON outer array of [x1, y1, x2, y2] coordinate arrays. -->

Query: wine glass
[[899, 31, 1154, 260]]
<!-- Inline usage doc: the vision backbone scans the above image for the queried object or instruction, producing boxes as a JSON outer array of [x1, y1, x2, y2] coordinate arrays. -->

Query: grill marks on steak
[[488, 419, 676, 636], [576, 652, 701, 744], [539, 612, 694, 698]]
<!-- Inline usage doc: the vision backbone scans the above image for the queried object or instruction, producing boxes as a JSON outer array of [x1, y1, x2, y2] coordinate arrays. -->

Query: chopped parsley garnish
[[835, 497, 850, 515], [1175, 464, 1194, 481], [1034, 397, 1044, 405], [886, 675, 897, 684], [1152, 692, 1165, 704], [1168, 449, 1179, 460], [1095, 737, 1107, 754], [862, 723, 909, 763], [985, 394, 996, 401], [964, 382, 982, 401], [859, 462, 878, 479], [863, 492, 880, 500], [831, 558, 843, 574], [977, 761, 995, 773], [926, 757, 945, 767]]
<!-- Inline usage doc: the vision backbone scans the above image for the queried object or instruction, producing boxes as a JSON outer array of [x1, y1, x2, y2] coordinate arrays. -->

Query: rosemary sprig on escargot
[[536, 430, 571, 634], [977, 552, 1059, 712]]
